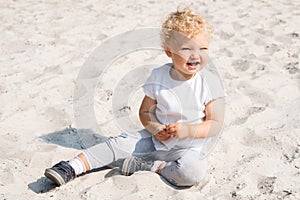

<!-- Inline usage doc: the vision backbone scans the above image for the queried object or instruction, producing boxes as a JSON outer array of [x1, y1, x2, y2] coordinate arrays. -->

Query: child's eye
[[181, 47, 190, 50], [200, 47, 208, 50]]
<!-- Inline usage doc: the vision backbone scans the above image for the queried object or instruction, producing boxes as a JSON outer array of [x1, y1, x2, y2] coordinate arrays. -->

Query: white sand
[[0, 0, 299, 199]]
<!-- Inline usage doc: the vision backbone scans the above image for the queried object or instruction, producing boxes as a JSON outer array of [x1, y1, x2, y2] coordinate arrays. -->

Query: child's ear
[[164, 45, 172, 57]]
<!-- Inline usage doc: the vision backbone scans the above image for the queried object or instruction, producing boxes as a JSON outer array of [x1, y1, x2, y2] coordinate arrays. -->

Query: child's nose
[[190, 50, 199, 59]]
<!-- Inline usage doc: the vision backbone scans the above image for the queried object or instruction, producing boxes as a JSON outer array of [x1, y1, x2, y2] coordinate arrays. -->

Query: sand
[[0, 0, 299, 199]]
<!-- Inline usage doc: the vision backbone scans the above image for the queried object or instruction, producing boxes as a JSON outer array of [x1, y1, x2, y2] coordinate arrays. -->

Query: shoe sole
[[44, 168, 66, 186], [121, 158, 134, 176]]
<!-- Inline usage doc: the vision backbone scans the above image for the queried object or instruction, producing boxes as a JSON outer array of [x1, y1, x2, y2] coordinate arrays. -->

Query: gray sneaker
[[121, 157, 154, 176]]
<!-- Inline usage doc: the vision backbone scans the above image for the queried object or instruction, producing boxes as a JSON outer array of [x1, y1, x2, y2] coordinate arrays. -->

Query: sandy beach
[[0, 0, 299, 199]]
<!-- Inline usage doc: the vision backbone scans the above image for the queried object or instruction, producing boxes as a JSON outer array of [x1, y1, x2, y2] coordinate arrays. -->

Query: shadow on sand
[[28, 128, 119, 193]]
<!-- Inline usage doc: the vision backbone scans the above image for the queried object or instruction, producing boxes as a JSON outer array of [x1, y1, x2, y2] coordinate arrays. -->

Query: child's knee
[[162, 158, 207, 187], [178, 160, 207, 186]]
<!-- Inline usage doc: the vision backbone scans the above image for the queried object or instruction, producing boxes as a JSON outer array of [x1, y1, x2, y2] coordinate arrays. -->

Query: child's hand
[[166, 123, 189, 139], [145, 122, 166, 136], [154, 129, 172, 141]]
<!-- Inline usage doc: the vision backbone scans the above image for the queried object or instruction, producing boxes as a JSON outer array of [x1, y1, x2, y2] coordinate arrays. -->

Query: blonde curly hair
[[161, 8, 213, 46]]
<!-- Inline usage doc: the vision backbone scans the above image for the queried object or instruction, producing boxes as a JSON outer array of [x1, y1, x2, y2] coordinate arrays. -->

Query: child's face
[[164, 31, 210, 79]]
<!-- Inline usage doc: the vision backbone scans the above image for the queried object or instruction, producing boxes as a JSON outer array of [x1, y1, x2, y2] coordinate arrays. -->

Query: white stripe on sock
[[68, 157, 86, 175]]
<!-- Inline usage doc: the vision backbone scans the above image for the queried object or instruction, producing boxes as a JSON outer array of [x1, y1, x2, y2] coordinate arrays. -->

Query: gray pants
[[82, 129, 207, 187]]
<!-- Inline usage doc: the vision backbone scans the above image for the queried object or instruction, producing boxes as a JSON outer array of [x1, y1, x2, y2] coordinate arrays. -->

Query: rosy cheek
[[200, 54, 208, 67], [175, 54, 188, 63], [176, 53, 186, 60]]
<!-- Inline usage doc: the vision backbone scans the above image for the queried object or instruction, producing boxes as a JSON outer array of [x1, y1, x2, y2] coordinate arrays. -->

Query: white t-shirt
[[143, 63, 224, 150]]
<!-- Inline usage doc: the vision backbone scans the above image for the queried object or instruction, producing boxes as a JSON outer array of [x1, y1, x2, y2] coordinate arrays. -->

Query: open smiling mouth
[[187, 61, 200, 69]]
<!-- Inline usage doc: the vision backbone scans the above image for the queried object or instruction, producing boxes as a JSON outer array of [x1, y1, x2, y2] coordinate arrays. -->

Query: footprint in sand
[[256, 28, 274, 37], [230, 106, 266, 126], [239, 128, 265, 147], [237, 82, 274, 106], [232, 21, 244, 31], [284, 62, 299, 74], [257, 176, 277, 195], [232, 59, 251, 72], [264, 43, 280, 55], [232, 38, 246, 45], [0, 161, 16, 185], [43, 65, 63, 74], [289, 32, 299, 38], [230, 117, 249, 126], [247, 106, 266, 115], [274, 34, 292, 45], [254, 38, 266, 46], [250, 63, 267, 79], [219, 48, 233, 57], [44, 107, 68, 128], [217, 30, 234, 40]]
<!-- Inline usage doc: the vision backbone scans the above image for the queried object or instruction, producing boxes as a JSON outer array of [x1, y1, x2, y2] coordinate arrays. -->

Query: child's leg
[[156, 149, 207, 187], [45, 129, 155, 185], [81, 130, 155, 170], [120, 149, 207, 187]]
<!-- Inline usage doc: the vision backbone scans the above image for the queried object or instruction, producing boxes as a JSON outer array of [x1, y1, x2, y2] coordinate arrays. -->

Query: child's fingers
[[156, 124, 166, 133], [167, 123, 178, 129], [168, 127, 176, 132], [166, 125, 177, 133], [155, 132, 172, 141]]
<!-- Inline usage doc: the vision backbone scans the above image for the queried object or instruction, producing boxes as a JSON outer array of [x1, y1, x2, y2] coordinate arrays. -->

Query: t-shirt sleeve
[[142, 70, 157, 100], [201, 68, 226, 105]]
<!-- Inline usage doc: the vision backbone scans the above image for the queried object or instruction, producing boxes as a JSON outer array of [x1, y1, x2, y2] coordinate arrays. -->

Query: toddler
[[44, 7, 225, 187]]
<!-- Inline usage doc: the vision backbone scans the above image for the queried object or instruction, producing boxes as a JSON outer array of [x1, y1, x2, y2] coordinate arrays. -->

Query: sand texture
[[0, 0, 299, 199]]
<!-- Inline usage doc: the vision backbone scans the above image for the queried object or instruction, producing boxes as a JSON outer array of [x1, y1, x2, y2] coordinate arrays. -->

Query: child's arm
[[139, 95, 171, 141], [167, 98, 225, 139]]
